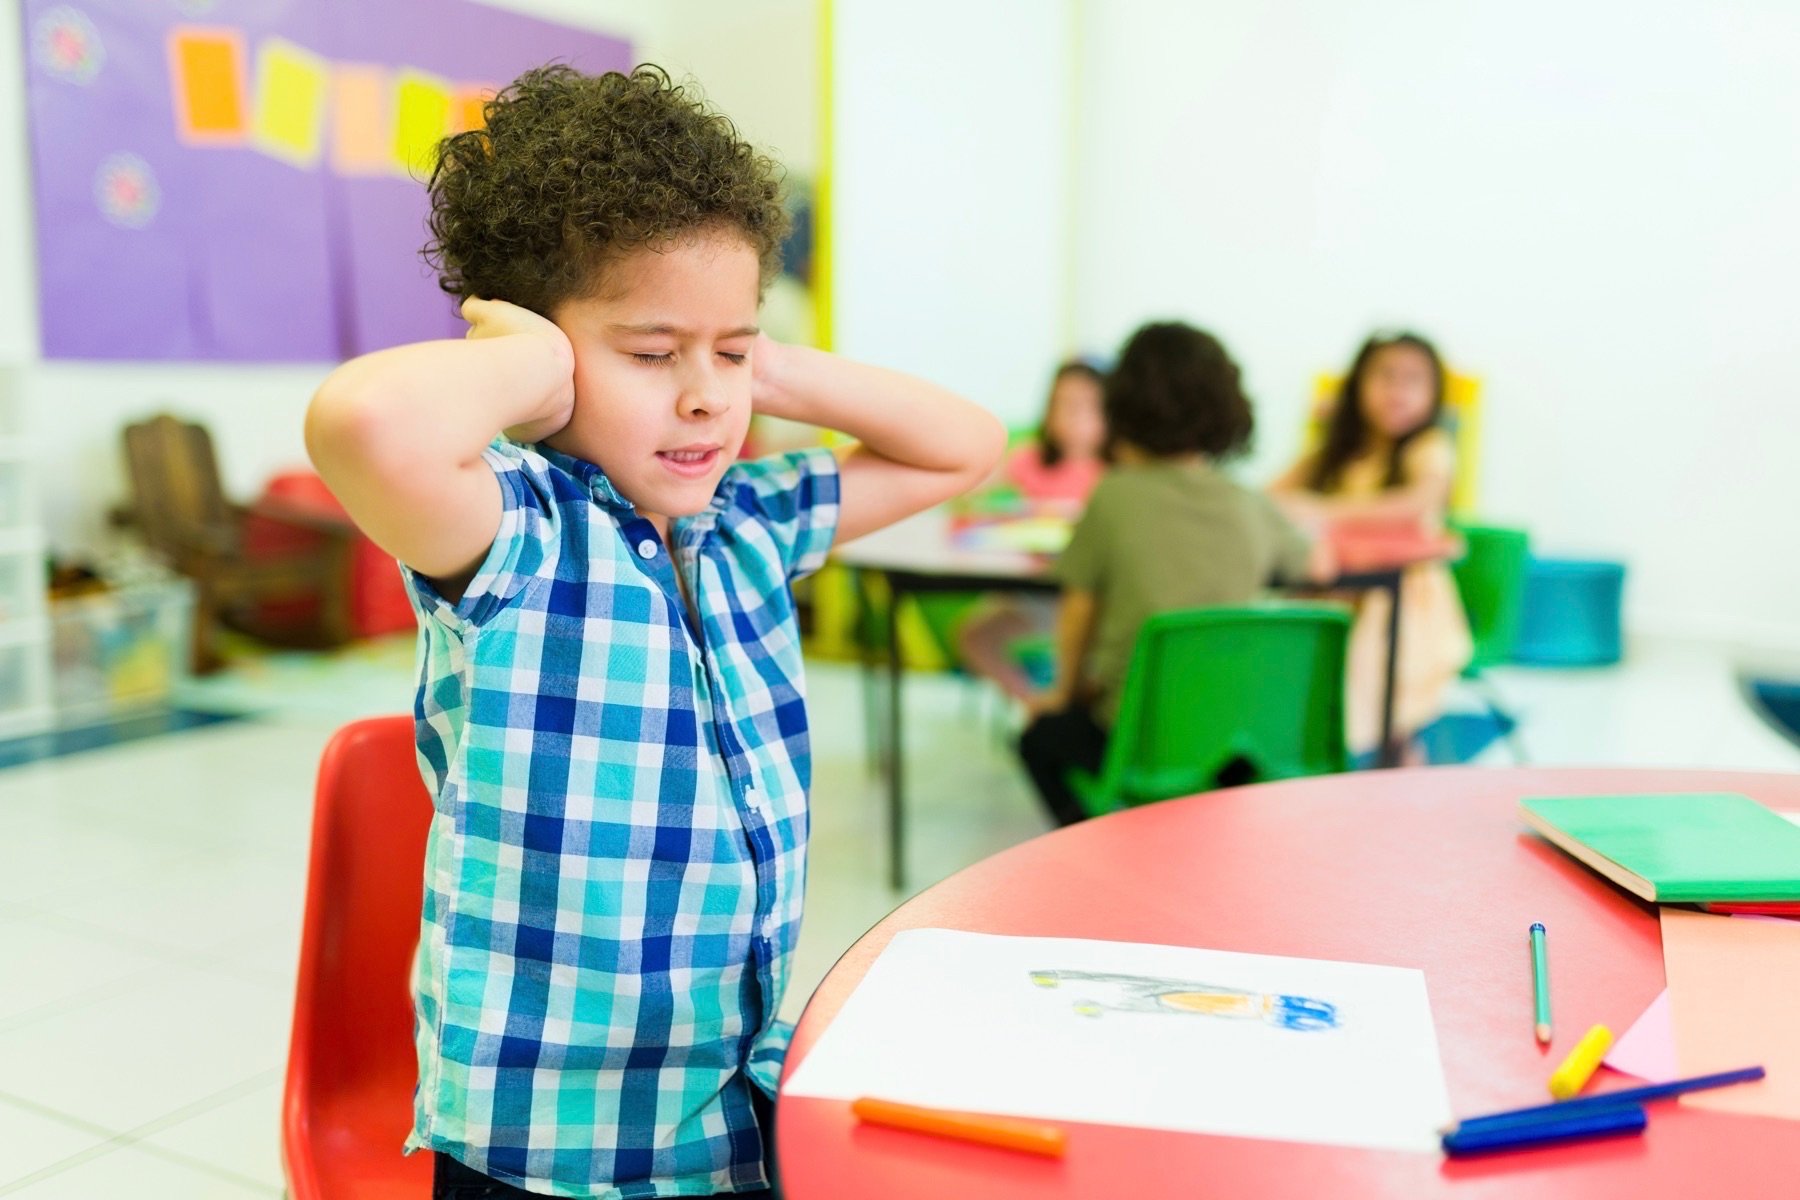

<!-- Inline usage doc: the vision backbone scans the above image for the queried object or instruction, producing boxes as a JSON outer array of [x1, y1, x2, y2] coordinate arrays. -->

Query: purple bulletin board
[[21, 1, 631, 362]]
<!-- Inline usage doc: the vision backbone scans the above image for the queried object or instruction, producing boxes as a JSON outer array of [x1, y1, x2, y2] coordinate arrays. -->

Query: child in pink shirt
[[958, 360, 1108, 701]]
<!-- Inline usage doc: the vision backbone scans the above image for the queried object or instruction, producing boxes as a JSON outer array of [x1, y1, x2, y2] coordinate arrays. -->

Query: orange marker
[[851, 1097, 1068, 1158]]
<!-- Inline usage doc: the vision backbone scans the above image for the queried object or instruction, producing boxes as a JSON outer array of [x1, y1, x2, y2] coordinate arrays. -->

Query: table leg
[[886, 576, 905, 890], [851, 568, 883, 777], [1377, 571, 1404, 768]]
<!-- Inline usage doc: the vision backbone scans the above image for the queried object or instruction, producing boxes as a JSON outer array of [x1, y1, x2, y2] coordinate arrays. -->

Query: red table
[[778, 767, 1800, 1198]]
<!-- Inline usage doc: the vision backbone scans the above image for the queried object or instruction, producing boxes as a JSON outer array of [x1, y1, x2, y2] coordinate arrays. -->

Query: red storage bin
[[242, 471, 415, 639]]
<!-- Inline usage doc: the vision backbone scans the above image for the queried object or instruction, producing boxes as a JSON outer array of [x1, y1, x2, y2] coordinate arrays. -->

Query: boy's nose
[[677, 388, 724, 419], [676, 366, 730, 418]]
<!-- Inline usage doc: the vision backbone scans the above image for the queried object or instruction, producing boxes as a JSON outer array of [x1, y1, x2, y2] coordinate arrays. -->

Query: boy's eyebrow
[[608, 322, 761, 339]]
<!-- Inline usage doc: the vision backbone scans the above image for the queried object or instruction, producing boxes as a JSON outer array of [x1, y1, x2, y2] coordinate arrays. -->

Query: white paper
[[783, 929, 1452, 1153]]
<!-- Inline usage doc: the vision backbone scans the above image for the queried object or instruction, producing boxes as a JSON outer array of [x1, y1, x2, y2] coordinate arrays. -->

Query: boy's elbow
[[305, 381, 356, 472], [306, 376, 396, 477]]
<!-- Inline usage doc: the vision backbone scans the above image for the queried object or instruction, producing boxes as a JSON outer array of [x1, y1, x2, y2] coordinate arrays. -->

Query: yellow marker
[[1548, 1024, 1614, 1099]]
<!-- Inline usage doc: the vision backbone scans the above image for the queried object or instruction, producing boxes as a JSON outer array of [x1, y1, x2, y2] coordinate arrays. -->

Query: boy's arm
[[1285, 480, 1445, 527], [1032, 589, 1099, 715], [751, 338, 1007, 544], [1269, 433, 1455, 529], [1266, 454, 1315, 494], [304, 299, 575, 585]]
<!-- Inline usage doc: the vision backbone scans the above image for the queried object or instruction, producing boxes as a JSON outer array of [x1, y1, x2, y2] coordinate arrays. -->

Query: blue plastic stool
[[1512, 558, 1626, 666]]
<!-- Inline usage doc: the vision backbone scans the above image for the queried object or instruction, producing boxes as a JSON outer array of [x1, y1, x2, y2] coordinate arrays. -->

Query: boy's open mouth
[[656, 444, 723, 478]]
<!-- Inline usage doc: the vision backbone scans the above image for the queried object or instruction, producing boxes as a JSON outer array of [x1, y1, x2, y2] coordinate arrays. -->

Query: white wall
[[0, 0, 666, 555], [1073, 0, 1800, 652], [830, 0, 1073, 427], [652, 0, 819, 178]]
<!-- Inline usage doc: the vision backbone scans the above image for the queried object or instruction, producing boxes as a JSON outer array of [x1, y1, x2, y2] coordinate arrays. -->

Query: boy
[[306, 65, 1004, 1198], [1017, 322, 1327, 826]]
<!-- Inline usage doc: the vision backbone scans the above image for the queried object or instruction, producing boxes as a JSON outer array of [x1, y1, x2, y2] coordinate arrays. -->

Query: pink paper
[[1662, 908, 1800, 1121], [1602, 988, 1678, 1083]]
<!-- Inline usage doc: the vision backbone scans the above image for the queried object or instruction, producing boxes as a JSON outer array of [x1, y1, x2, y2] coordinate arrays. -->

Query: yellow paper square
[[393, 69, 454, 178], [253, 37, 329, 168], [332, 64, 393, 175]]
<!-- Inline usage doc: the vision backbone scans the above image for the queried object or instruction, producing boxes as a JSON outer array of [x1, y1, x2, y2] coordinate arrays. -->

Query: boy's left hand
[[750, 333, 802, 421]]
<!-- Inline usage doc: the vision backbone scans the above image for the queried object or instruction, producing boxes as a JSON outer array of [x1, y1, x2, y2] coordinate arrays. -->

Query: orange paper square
[[168, 27, 247, 145], [332, 64, 394, 175], [1662, 908, 1800, 1120], [453, 84, 497, 134]]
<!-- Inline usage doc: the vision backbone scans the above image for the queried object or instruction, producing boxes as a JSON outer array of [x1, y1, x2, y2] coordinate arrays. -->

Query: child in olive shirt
[[1018, 322, 1326, 826]]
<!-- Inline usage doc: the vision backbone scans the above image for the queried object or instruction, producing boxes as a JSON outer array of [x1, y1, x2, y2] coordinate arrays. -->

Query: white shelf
[[0, 704, 52, 740], [0, 380, 49, 726], [0, 527, 44, 556], [0, 616, 49, 647]]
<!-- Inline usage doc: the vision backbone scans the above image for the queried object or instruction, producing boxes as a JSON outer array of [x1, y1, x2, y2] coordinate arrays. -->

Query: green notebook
[[1519, 793, 1800, 903]]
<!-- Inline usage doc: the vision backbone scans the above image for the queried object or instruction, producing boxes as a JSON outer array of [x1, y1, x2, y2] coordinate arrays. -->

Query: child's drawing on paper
[[1030, 969, 1340, 1031]]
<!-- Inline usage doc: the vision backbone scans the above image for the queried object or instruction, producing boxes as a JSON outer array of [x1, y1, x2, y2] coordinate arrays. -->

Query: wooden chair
[[120, 414, 357, 673]]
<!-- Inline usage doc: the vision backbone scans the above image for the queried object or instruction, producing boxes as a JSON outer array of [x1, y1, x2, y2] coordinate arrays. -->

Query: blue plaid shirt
[[401, 439, 840, 1197]]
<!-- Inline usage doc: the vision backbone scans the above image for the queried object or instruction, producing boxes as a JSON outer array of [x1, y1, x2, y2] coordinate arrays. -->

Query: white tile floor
[[0, 638, 1794, 1195]]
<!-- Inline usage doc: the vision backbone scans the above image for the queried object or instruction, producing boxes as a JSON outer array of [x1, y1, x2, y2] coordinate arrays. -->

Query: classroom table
[[834, 510, 1454, 889], [777, 767, 1800, 1199]]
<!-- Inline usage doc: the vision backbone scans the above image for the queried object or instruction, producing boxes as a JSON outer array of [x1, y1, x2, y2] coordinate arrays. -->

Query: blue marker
[[1442, 1103, 1646, 1156]]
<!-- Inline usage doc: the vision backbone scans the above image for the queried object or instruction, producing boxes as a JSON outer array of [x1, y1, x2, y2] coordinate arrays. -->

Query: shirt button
[[760, 915, 778, 939], [636, 539, 658, 560]]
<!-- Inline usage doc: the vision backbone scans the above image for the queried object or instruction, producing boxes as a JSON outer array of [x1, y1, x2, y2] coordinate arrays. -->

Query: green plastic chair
[[1447, 520, 1531, 759], [1448, 521, 1531, 673], [1068, 605, 1351, 818]]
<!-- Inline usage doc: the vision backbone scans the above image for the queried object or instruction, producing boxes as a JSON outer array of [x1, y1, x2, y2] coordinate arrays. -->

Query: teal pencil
[[1530, 923, 1551, 1044]]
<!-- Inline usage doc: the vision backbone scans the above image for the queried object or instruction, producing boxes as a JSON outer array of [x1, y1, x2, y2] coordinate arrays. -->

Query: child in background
[[957, 359, 1108, 701], [1269, 331, 1472, 759], [306, 65, 1004, 1199], [1018, 322, 1325, 826], [999, 359, 1107, 512]]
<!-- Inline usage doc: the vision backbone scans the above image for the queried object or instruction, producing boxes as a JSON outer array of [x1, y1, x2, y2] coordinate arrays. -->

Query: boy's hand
[[1307, 536, 1340, 584], [1272, 490, 1329, 535], [461, 297, 576, 443], [749, 333, 801, 421]]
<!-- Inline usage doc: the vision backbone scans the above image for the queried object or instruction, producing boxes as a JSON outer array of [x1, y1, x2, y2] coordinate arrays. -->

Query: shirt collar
[[529, 440, 740, 537], [531, 442, 634, 513]]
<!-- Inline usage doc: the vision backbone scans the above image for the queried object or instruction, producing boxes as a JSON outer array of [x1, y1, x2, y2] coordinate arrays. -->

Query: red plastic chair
[[283, 715, 435, 1198]]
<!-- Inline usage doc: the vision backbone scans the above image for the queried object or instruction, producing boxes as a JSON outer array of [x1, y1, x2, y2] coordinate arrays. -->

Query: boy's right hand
[[461, 297, 577, 443]]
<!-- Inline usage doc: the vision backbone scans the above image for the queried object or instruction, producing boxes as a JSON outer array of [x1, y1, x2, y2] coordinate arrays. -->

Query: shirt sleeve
[[1255, 491, 1316, 584], [726, 446, 843, 582], [1402, 428, 1457, 491], [1055, 480, 1110, 592], [402, 439, 563, 628]]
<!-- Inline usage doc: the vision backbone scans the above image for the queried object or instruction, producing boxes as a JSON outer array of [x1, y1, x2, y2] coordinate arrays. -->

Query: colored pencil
[[1530, 922, 1552, 1044], [1448, 1066, 1767, 1135]]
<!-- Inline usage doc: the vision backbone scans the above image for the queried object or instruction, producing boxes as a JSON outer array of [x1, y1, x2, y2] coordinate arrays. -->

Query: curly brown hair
[[424, 64, 790, 315], [1103, 322, 1254, 460]]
